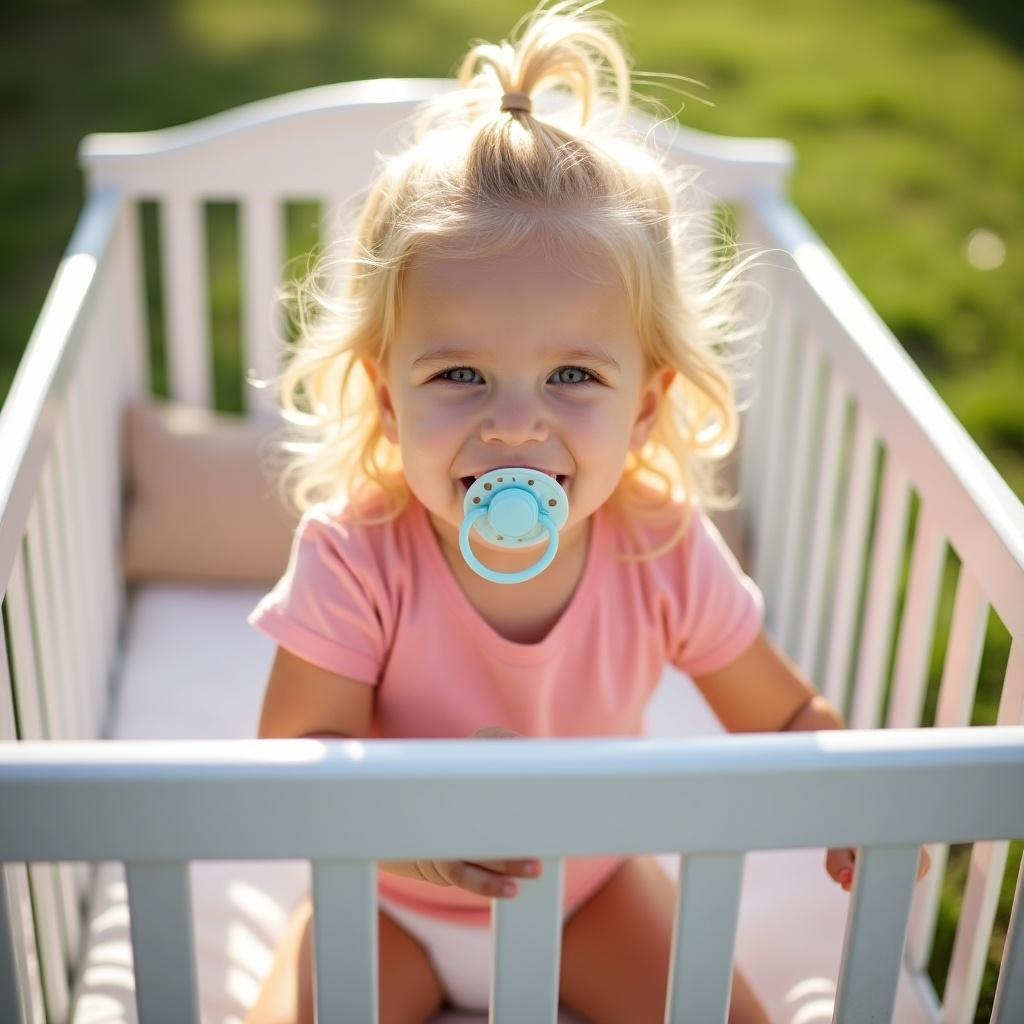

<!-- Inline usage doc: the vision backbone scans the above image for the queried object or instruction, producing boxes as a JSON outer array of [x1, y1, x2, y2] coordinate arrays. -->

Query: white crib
[[0, 78, 1022, 1024]]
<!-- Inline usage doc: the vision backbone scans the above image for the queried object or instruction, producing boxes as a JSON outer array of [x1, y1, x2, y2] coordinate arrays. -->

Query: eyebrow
[[411, 345, 622, 373]]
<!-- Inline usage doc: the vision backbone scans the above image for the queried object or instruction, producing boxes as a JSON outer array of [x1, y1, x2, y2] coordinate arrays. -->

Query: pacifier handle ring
[[458, 506, 560, 585]]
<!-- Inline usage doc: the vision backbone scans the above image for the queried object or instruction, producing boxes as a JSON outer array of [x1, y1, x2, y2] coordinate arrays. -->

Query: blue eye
[[552, 366, 595, 385], [433, 365, 600, 386], [437, 366, 482, 385]]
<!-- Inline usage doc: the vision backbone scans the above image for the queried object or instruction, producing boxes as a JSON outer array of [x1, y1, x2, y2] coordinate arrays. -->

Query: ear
[[360, 357, 399, 444], [629, 367, 675, 452]]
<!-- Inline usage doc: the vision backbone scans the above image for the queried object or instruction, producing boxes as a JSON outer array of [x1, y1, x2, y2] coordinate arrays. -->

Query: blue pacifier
[[459, 467, 570, 585]]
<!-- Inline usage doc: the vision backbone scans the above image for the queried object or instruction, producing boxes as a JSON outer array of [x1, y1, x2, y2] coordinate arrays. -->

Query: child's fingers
[[825, 847, 856, 891], [826, 846, 931, 892], [437, 859, 540, 898], [472, 858, 543, 878], [918, 845, 932, 880]]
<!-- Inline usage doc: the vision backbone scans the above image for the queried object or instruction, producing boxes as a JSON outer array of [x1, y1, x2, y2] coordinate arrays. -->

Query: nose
[[479, 388, 550, 446]]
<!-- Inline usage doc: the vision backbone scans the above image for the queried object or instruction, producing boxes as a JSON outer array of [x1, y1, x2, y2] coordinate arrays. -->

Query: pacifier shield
[[462, 468, 568, 547]]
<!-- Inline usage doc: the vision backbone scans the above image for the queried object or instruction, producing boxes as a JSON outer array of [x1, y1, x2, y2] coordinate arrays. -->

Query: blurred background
[[2, 0, 1021, 497], [1, 1, 1021, 1019]]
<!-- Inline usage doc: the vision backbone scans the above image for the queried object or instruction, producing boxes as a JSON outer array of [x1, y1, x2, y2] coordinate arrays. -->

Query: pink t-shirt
[[248, 489, 764, 927]]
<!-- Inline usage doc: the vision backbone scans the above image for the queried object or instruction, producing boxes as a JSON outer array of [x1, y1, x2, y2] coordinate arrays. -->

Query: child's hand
[[382, 856, 543, 899], [826, 846, 932, 892], [380, 725, 540, 898]]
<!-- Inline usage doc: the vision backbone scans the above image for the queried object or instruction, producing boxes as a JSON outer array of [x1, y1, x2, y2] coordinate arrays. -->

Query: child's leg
[[244, 893, 446, 1024], [559, 856, 771, 1024]]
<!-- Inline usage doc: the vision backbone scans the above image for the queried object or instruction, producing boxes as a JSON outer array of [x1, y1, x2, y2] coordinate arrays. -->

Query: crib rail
[[0, 182, 144, 1023], [76, 78, 795, 418], [1, 730, 1023, 1024], [2, 76, 1024, 1024], [734, 183, 1024, 1022]]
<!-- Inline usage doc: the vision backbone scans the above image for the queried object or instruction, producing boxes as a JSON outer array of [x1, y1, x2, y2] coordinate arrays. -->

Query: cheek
[[568, 402, 633, 445], [396, 396, 464, 450]]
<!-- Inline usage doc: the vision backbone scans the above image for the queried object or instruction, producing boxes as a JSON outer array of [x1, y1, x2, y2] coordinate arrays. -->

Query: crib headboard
[[1, 77, 1023, 1024]]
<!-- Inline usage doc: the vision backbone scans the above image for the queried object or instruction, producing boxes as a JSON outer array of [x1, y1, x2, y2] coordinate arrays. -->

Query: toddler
[[245, 2, 929, 1022]]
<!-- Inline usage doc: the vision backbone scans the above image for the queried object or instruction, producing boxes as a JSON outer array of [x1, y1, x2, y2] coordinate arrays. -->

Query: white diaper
[[377, 895, 495, 1012], [378, 893, 598, 1016]]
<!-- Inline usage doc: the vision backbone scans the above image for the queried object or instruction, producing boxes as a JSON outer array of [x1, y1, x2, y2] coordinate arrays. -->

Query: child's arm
[[258, 646, 374, 741], [689, 629, 835, 734], [691, 630, 931, 890], [257, 649, 539, 898]]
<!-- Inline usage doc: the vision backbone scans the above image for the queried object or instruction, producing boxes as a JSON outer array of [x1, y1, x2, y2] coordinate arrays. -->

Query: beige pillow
[[121, 399, 297, 584]]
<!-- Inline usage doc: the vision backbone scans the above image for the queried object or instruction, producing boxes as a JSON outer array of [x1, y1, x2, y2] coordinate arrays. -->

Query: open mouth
[[460, 473, 568, 493]]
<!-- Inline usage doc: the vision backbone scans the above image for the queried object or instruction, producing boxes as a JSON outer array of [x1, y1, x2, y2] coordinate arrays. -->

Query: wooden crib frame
[[1, 78, 1023, 1024]]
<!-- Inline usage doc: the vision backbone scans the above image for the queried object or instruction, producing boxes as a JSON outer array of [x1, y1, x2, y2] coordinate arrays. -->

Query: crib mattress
[[69, 583, 928, 1024]]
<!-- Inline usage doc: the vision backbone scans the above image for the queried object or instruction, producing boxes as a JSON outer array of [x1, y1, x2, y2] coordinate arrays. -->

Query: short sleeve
[[669, 508, 765, 677], [247, 509, 386, 684]]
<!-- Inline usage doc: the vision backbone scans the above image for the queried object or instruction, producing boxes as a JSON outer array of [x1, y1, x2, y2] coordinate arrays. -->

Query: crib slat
[[795, 367, 846, 681], [4, 547, 75, 1008], [1, 612, 15, 740], [4, 550, 44, 740], [849, 454, 911, 728], [25, 490, 84, 964], [491, 857, 564, 1023], [113, 197, 150, 401], [905, 563, 986, 991], [822, 408, 877, 712], [3, 558, 76, 1013], [67, 356, 109, 738], [24, 867, 67, 1024], [0, 635, 42, 1024], [997, 635, 1024, 727], [50, 423, 91, 740], [319, 196, 351, 347], [56, 384, 103, 738], [886, 504, 945, 729], [906, 840, 949, 979], [160, 194, 211, 406], [934, 566, 987, 730], [80, 307, 125, 703], [125, 862, 199, 1023], [311, 861, 376, 1024], [990, 641, 1024, 1021], [0, 864, 42, 1024], [0, 870, 18, 1023], [992, 846, 1024, 1024], [736, 261, 773, 529], [776, 331, 822, 657], [1002, 636, 1024, 726], [666, 853, 744, 1024], [240, 195, 285, 416], [321, 197, 352, 271], [753, 300, 796, 632], [37, 457, 85, 740], [24, 499, 68, 740], [944, 840, 1011, 1024], [833, 844, 919, 1023]]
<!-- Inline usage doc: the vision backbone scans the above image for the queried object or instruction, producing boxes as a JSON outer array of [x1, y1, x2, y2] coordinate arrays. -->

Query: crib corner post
[[0, 863, 38, 1024], [992, 850, 1024, 1024]]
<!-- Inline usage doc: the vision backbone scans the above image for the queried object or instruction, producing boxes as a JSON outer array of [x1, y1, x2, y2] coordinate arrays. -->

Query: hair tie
[[500, 91, 532, 114]]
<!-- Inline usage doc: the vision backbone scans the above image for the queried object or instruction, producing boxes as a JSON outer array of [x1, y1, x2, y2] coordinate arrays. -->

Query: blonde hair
[[260, 0, 762, 561]]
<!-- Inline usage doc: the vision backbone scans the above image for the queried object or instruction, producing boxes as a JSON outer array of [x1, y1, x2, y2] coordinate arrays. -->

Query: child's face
[[363, 236, 673, 566]]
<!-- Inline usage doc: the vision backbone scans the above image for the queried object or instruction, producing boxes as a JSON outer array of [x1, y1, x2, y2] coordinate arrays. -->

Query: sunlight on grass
[[177, 0, 322, 56]]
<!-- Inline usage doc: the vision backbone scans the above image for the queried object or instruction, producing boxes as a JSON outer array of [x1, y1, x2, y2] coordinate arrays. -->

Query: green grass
[[2, 1, 1022, 1019]]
